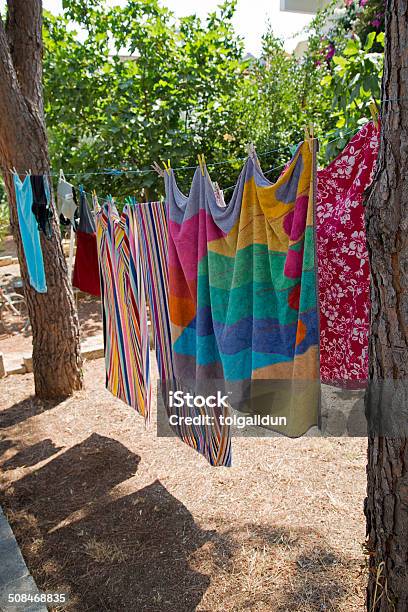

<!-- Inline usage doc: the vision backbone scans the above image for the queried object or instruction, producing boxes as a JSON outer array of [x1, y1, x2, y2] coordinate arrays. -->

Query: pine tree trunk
[[365, 2, 408, 610], [0, 0, 82, 397]]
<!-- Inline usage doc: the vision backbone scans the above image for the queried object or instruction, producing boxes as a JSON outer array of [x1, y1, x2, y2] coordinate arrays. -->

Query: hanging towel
[[72, 190, 101, 296], [30, 175, 53, 238], [165, 141, 320, 465], [316, 121, 379, 386], [96, 200, 151, 421], [13, 174, 47, 293], [133, 201, 174, 383]]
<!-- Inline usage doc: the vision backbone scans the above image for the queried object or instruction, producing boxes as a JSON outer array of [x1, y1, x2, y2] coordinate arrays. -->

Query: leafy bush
[[39, 0, 385, 198], [303, 0, 384, 159], [43, 0, 248, 199]]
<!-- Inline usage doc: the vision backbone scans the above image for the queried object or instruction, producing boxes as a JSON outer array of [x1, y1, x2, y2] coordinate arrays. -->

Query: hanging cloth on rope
[[133, 200, 174, 383], [96, 200, 151, 421], [316, 120, 380, 386], [30, 175, 53, 239], [72, 189, 101, 296], [13, 174, 47, 293], [165, 140, 320, 466], [57, 170, 78, 228]]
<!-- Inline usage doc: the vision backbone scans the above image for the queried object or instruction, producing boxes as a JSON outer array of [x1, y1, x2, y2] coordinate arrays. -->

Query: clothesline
[[52, 126, 363, 177], [3, 95, 407, 181], [4, 125, 363, 180], [81, 127, 364, 204], [12, 119, 380, 465]]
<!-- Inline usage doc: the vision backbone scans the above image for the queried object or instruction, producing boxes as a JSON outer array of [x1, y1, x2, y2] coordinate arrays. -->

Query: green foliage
[[233, 28, 334, 180], [320, 31, 384, 158], [301, 0, 384, 161], [41, 0, 384, 201], [43, 0, 247, 199]]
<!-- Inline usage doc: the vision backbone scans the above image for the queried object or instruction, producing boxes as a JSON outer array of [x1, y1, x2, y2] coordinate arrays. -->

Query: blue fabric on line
[[13, 174, 47, 293]]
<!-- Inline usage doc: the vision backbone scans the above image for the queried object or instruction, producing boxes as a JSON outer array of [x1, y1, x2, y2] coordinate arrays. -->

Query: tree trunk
[[0, 0, 82, 398], [365, 1, 408, 610]]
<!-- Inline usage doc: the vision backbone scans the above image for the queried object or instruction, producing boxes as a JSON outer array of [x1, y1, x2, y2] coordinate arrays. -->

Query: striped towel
[[133, 200, 174, 383], [133, 201, 232, 465], [96, 200, 151, 421]]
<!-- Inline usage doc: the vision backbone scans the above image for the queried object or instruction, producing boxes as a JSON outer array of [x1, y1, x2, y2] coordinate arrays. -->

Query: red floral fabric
[[317, 121, 379, 385]]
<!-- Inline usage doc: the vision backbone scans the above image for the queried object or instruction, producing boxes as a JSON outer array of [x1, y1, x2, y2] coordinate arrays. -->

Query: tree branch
[[6, 0, 44, 117]]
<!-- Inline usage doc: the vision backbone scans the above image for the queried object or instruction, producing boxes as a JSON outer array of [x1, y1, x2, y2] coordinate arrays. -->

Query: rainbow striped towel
[[96, 200, 151, 421], [165, 141, 320, 463]]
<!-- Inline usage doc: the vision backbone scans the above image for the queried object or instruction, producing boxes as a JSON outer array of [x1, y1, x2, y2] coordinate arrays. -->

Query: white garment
[[57, 171, 77, 224]]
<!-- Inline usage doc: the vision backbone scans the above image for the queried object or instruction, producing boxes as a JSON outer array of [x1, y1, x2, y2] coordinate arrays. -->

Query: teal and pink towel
[[166, 141, 321, 465]]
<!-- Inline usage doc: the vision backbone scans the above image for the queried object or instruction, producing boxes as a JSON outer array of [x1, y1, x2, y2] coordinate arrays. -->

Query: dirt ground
[[0, 356, 368, 612], [0, 258, 103, 358], [0, 293, 102, 362]]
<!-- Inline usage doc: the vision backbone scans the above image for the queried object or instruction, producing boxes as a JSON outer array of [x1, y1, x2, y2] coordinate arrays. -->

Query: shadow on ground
[[0, 396, 63, 429], [0, 431, 357, 611], [2, 439, 62, 471]]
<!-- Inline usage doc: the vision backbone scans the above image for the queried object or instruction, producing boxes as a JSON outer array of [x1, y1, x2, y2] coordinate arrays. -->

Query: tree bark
[[0, 0, 83, 398], [365, 1, 408, 610]]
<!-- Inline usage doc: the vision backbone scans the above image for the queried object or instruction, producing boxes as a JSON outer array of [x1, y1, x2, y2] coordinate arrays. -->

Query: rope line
[[3, 124, 369, 179]]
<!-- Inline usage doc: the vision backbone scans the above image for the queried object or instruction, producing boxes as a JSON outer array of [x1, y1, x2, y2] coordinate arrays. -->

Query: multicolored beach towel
[[166, 141, 320, 465], [316, 121, 379, 385], [96, 201, 151, 420]]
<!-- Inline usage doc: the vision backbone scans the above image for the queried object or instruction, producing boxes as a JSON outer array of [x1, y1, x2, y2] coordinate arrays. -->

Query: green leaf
[[377, 32, 385, 45], [343, 39, 359, 56], [332, 56, 348, 68], [320, 75, 332, 86], [364, 31, 376, 52]]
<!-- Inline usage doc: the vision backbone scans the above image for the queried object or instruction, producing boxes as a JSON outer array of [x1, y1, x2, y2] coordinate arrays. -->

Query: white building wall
[[280, 0, 331, 14]]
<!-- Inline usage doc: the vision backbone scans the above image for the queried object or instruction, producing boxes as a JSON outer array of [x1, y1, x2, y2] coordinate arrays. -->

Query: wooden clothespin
[[303, 124, 315, 153], [152, 161, 165, 177], [369, 100, 379, 130], [309, 123, 315, 153], [91, 189, 99, 213], [248, 142, 261, 167]]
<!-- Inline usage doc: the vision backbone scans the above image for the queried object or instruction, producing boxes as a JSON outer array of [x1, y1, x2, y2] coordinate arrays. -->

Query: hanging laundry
[[13, 174, 47, 293], [96, 200, 151, 421], [165, 141, 320, 465], [30, 175, 53, 238], [132, 201, 205, 459], [57, 171, 78, 228], [316, 121, 379, 386], [92, 191, 100, 214], [72, 189, 101, 297], [133, 200, 174, 383]]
